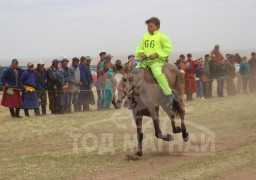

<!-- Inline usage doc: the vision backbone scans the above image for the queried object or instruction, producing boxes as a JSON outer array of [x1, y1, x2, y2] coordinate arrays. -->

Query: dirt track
[[0, 93, 256, 179]]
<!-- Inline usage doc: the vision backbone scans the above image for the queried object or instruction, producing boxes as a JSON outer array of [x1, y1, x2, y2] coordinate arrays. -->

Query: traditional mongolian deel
[[1, 67, 24, 108], [20, 70, 40, 109]]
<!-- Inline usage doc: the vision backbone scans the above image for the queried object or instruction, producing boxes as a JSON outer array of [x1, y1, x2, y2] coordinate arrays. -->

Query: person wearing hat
[[211, 44, 224, 65], [174, 55, 187, 78], [67, 57, 80, 112], [59, 58, 70, 113], [83, 56, 95, 109], [113, 60, 123, 73], [248, 52, 256, 92], [184, 54, 197, 100], [35, 60, 47, 115], [97, 53, 114, 111], [123, 54, 137, 74], [240, 56, 250, 94], [98, 61, 115, 109], [225, 55, 236, 96], [203, 54, 212, 98], [78, 56, 95, 111], [52, 68, 66, 114], [135, 17, 174, 107], [211, 45, 226, 97], [97, 52, 106, 78], [46, 59, 61, 114], [20, 63, 41, 116], [1, 59, 24, 118]]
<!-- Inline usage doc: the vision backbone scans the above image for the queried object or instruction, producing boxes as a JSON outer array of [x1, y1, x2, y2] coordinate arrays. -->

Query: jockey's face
[[147, 22, 159, 34]]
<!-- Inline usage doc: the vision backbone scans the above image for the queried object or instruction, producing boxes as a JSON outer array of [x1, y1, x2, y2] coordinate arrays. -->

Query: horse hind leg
[[167, 97, 189, 142], [181, 120, 189, 142], [178, 105, 189, 142], [148, 108, 174, 142], [161, 104, 182, 134], [135, 117, 143, 156]]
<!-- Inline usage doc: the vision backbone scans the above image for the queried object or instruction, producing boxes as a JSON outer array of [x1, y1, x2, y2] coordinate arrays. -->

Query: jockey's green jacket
[[135, 30, 173, 95]]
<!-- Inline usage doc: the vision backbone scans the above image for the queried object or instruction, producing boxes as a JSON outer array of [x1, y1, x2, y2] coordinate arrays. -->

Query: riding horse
[[112, 63, 189, 156]]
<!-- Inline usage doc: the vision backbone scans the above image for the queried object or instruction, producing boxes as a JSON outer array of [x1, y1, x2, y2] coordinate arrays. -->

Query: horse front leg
[[135, 117, 143, 156]]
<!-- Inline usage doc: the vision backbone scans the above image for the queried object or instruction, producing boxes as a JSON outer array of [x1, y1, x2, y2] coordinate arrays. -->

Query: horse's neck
[[143, 68, 157, 84]]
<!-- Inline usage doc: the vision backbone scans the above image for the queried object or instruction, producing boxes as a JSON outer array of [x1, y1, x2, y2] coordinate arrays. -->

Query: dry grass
[[0, 86, 256, 179]]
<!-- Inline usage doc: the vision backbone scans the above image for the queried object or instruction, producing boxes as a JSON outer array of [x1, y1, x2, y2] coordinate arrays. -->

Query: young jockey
[[135, 17, 173, 106]]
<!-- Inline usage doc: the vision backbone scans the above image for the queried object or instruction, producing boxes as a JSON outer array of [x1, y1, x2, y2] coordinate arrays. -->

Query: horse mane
[[130, 67, 156, 84]]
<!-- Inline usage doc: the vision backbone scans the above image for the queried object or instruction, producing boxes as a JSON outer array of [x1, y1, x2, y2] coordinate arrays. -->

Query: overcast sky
[[0, 0, 255, 61]]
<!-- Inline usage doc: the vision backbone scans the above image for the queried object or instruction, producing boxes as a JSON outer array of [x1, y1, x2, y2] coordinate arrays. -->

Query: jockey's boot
[[164, 94, 174, 108], [41, 105, 47, 115]]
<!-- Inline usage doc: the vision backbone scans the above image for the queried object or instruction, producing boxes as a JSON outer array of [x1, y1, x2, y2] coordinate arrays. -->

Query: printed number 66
[[145, 40, 155, 48]]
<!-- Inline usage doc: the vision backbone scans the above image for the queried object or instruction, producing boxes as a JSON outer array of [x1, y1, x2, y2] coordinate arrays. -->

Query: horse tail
[[172, 90, 185, 118]]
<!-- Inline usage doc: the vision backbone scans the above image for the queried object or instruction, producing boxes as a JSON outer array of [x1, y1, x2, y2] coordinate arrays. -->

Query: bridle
[[127, 66, 149, 96]]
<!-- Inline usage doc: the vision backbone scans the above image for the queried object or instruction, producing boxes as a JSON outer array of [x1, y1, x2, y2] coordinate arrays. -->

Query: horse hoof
[[168, 134, 174, 141], [135, 151, 143, 157], [183, 133, 189, 142], [126, 153, 141, 161], [163, 134, 174, 141], [173, 127, 182, 134]]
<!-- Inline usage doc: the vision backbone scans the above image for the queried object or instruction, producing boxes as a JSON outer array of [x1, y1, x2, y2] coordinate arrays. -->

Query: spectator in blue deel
[[20, 63, 41, 116], [1, 59, 24, 118]]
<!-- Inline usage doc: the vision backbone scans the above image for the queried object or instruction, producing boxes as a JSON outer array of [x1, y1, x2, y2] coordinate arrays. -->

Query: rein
[[127, 66, 149, 96], [113, 87, 126, 92]]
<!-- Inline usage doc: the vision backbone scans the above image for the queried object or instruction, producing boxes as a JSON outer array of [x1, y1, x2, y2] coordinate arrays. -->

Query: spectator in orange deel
[[184, 54, 197, 101]]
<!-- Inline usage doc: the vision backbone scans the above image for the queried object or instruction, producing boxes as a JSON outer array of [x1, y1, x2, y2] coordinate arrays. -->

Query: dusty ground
[[0, 90, 256, 180]]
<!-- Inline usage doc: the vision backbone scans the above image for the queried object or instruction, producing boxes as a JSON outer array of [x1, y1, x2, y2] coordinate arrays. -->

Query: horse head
[[112, 72, 126, 109], [111, 68, 145, 109]]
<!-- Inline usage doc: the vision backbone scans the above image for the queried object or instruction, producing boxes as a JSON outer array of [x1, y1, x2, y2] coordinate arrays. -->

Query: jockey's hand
[[140, 53, 147, 59], [149, 53, 158, 59]]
